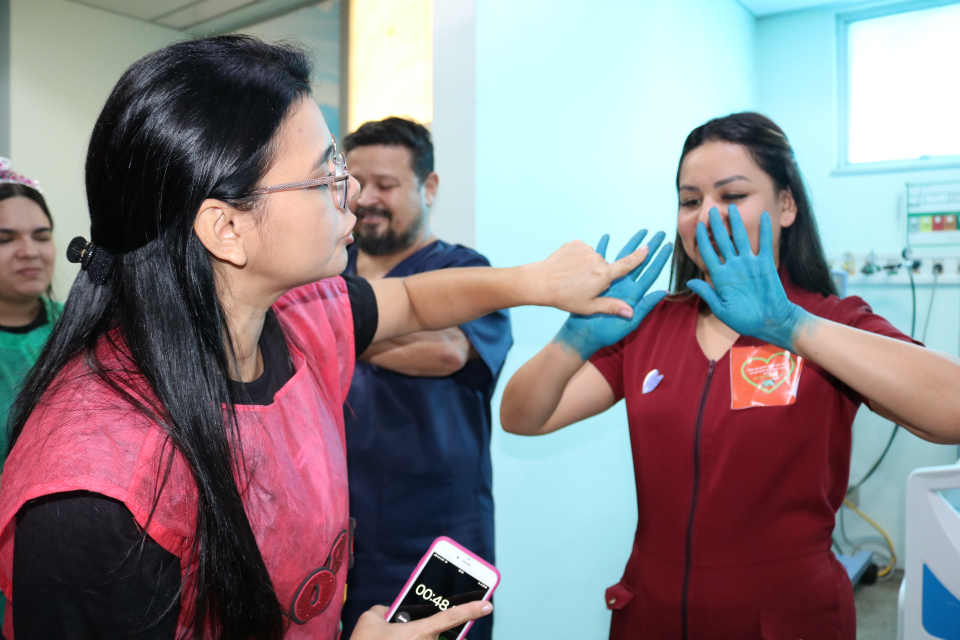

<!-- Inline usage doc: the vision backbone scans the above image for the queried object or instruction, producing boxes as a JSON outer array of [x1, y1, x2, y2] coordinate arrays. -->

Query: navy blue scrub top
[[343, 240, 513, 607]]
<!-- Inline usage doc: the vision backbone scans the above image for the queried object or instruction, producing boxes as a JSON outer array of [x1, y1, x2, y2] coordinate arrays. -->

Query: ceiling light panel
[[156, 0, 263, 29], [69, 0, 198, 21]]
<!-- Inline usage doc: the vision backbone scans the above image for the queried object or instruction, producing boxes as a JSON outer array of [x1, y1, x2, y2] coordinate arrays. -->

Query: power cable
[[839, 501, 856, 549], [840, 258, 922, 578], [910, 266, 917, 338], [922, 268, 939, 343], [846, 267, 915, 495], [848, 426, 899, 491], [844, 498, 897, 578]]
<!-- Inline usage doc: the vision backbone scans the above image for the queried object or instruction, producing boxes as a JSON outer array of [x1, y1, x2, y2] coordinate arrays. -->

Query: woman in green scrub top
[[0, 160, 61, 463]]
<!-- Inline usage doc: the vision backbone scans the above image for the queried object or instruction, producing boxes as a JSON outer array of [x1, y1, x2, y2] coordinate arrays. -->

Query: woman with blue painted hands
[[501, 112, 960, 640]]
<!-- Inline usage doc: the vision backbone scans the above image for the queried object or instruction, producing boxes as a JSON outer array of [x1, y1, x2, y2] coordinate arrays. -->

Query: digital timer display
[[389, 553, 490, 640], [413, 583, 451, 610]]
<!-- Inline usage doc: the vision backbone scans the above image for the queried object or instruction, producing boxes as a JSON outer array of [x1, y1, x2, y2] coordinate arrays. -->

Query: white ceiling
[[65, 0, 889, 31], [66, 0, 326, 34], [739, 0, 875, 17]]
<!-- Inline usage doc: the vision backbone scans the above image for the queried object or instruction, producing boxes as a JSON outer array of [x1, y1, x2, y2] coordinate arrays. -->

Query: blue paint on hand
[[685, 205, 809, 351], [555, 229, 673, 360]]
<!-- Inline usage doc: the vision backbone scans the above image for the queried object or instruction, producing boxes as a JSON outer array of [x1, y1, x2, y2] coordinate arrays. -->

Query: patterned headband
[[0, 157, 42, 193]]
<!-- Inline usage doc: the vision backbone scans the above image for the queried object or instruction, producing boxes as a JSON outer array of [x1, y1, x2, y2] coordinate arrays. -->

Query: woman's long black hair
[[669, 112, 837, 298], [0, 183, 55, 299], [10, 35, 313, 639]]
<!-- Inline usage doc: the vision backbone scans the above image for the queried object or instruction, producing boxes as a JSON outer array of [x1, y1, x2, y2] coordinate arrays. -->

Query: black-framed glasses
[[250, 144, 350, 210]]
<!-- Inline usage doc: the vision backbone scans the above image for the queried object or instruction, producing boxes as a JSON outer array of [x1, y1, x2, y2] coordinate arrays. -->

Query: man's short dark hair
[[344, 117, 434, 183]]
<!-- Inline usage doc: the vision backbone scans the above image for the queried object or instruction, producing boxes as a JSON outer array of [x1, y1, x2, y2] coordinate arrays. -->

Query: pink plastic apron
[[0, 278, 356, 639]]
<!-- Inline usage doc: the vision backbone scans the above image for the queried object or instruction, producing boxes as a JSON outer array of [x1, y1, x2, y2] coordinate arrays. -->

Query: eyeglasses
[[250, 144, 351, 210]]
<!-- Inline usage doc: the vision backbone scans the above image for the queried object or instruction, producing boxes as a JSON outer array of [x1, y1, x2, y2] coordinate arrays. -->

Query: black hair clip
[[67, 236, 115, 285]]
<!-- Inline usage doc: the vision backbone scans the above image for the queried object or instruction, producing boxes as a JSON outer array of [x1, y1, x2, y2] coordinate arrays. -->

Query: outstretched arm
[[688, 205, 960, 444], [791, 318, 960, 443], [368, 238, 649, 343]]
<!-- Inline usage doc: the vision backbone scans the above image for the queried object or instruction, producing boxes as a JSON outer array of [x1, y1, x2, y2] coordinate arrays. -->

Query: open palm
[[555, 229, 673, 359], [686, 205, 805, 351]]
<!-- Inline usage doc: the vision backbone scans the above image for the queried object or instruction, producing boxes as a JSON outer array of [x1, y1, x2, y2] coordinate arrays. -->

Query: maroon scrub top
[[591, 275, 918, 640]]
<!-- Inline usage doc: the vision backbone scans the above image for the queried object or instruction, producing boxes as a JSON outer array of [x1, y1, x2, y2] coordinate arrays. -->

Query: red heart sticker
[[730, 344, 803, 409], [742, 351, 795, 393]]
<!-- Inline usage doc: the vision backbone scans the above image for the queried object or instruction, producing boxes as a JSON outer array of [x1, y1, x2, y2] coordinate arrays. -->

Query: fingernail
[[481, 602, 494, 614], [619, 308, 633, 319]]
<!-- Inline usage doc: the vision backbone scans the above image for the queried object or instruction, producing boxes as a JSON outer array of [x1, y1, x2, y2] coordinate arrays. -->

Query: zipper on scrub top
[[681, 359, 715, 640]]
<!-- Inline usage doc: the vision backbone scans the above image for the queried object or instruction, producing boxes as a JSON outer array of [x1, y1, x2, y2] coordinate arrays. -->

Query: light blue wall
[[474, 1, 755, 636], [755, 6, 960, 566]]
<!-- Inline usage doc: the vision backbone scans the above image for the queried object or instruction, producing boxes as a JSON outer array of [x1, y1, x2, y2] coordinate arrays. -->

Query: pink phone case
[[385, 536, 501, 639]]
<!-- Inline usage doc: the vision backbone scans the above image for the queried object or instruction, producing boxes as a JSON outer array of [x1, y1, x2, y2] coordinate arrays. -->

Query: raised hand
[[554, 230, 673, 359], [530, 233, 665, 319], [350, 601, 492, 640], [685, 205, 808, 351]]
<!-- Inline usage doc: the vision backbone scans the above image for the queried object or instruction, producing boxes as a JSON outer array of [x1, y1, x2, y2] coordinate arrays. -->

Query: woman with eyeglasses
[[0, 37, 668, 640], [500, 112, 960, 640]]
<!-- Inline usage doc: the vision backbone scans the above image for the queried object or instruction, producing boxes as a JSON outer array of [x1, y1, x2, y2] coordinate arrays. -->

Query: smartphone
[[385, 536, 500, 640]]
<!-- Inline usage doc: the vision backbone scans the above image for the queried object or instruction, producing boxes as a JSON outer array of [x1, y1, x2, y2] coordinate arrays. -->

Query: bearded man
[[340, 117, 512, 640]]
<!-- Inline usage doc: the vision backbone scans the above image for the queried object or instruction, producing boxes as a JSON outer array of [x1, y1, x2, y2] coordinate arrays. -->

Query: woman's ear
[[778, 188, 798, 228], [193, 199, 251, 267]]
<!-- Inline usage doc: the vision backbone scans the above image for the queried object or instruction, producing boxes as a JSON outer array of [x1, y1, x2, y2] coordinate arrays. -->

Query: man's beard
[[354, 205, 426, 256]]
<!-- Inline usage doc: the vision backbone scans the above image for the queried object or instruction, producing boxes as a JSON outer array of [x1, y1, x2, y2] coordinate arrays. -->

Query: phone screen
[[389, 552, 491, 639]]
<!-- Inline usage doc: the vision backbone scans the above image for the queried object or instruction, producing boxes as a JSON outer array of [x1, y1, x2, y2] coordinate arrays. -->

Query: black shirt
[[0, 302, 48, 334], [12, 276, 377, 639]]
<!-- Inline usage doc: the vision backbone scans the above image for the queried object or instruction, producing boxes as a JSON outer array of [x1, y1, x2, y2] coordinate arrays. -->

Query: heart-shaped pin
[[740, 352, 795, 394], [642, 369, 664, 394]]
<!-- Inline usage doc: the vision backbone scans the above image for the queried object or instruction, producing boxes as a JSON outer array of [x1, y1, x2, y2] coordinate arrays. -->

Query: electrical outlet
[[933, 260, 945, 275], [848, 486, 860, 508]]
